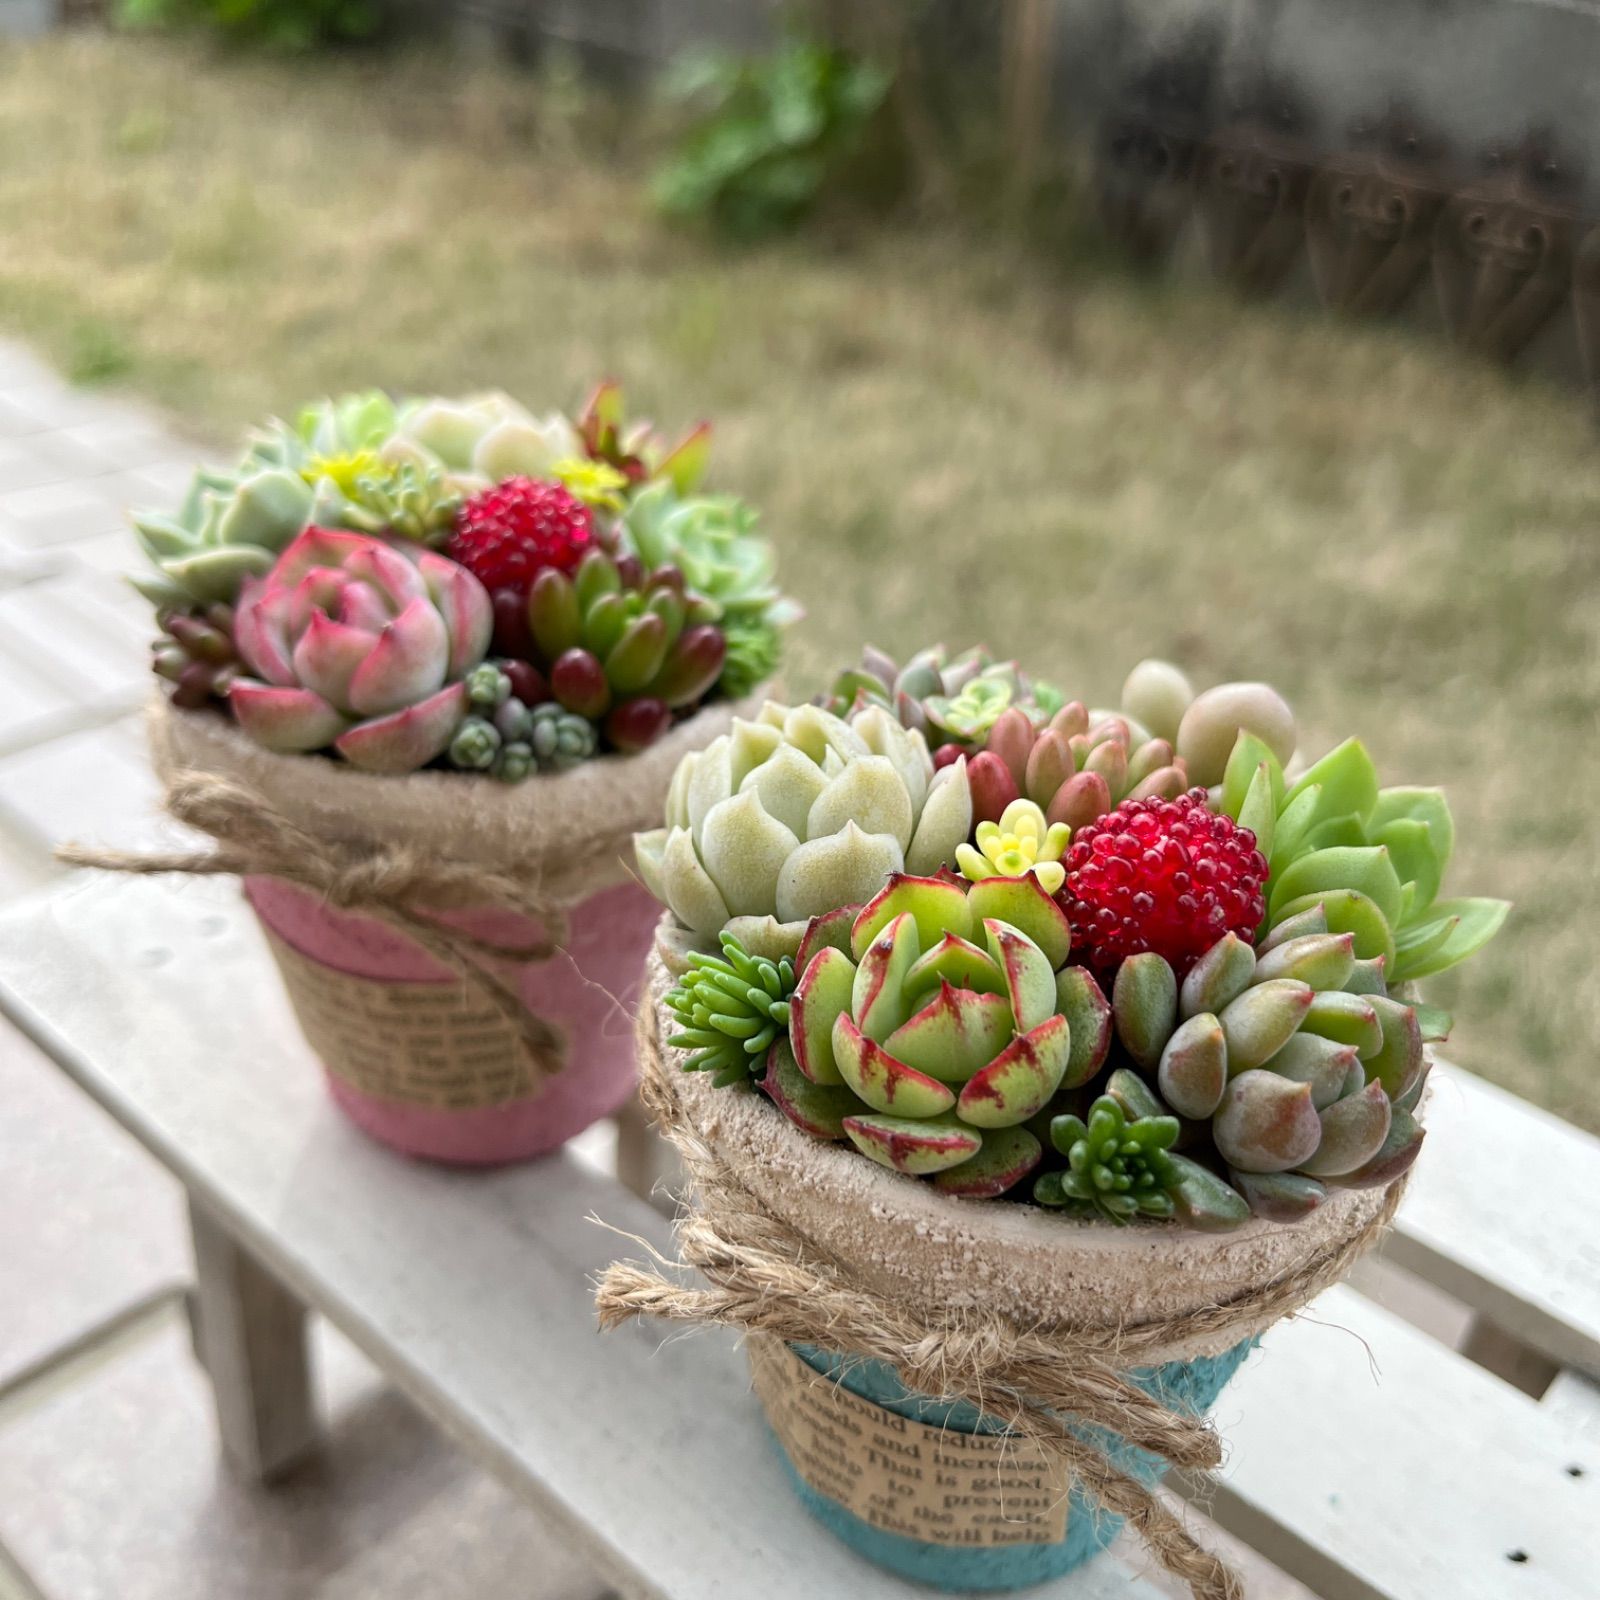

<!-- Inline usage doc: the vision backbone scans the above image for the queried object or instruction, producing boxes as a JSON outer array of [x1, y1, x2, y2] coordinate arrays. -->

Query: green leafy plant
[[653, 40, 894, 239], [116, 0, 379, 52]]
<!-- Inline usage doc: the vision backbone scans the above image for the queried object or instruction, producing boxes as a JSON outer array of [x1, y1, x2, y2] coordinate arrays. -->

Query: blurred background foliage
[[0, 20, 1593, 1130]]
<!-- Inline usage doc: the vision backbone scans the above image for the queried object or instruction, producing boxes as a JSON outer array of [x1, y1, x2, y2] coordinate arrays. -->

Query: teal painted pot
[[764, 1338, 1255, 1593]]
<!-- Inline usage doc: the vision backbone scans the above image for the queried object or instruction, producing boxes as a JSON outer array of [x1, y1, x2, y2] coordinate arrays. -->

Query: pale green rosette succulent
[[621, 480, 799, 630], [129, 462, 315, 609], [634, 701, 973, 961]]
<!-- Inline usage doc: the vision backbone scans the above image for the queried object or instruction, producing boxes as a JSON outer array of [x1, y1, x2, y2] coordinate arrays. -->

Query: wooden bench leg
[[186, 1196, 319, 1483], [613, 1096, 679, 1218]]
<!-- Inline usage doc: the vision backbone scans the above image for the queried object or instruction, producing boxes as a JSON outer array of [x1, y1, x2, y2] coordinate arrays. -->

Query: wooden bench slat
[[1393, 1067, 1600, 1377], [1186, 1283, 1599, 1600], [0, 878, 1163, 1600]]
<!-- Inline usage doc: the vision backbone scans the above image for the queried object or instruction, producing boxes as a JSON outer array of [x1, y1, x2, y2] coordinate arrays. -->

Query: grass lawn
[[2, 33, 1595, 1128]]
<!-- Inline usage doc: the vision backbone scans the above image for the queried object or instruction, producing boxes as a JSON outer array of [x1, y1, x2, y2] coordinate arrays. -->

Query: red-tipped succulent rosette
[[230, 526, 492, 773]]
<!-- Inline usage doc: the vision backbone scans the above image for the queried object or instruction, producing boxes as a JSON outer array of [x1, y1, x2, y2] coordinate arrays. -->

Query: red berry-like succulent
[[1059, 790, 1267, 978], [446, 477, 596, 602]]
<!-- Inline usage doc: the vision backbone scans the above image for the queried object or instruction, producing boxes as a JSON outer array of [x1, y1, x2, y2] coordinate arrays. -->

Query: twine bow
[[56, 769, 628, 1083], [596, 998, 1408, 1600]]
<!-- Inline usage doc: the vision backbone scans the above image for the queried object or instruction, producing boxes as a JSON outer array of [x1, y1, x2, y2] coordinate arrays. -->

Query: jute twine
[[58, 769, 638, 1087], [596, 998, 1409, 1600]]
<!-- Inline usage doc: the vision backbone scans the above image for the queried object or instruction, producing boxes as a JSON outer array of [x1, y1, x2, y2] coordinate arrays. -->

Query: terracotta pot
[[148, 695, 755, 1164], [645, 947, 1393, 1589]]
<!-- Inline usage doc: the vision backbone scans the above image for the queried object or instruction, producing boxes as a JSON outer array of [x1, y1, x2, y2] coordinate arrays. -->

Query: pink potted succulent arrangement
[[124, 383, 796, 1164], [601, 645, 1507, 1596]]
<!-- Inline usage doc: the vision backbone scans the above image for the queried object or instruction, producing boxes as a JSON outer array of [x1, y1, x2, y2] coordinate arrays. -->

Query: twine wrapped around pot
[[58, 768, 635, 1086], [596, 989, 1410, 1600]]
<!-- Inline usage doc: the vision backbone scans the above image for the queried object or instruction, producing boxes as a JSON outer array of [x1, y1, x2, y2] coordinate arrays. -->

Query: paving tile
[[0, 342, 61, 390], [0, 645, 79, 749], [0, 480, 126, 548], [0, 578, 150, 702], [0, 438, 84, 494], [0, 1320, 607, 1600], [53, 419, 190, 474], [0, 1021, 187, 1383], [0, 381, 137, 434], [0, 717, 172, 856]]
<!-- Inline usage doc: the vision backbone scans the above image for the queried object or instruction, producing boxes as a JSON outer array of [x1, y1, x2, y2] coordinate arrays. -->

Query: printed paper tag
[[748, 1337, 1070, 1548], [262, 927, 553, 1109]]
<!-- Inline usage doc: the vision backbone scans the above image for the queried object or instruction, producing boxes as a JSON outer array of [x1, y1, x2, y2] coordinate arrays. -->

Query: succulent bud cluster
[[131, 386, 794, 777], [640, 646, 1508, 1234], [820, 645, 1065, 754]]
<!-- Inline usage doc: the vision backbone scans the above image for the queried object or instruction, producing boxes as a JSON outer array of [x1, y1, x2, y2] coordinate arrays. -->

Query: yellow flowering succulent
[[554, 457, 630, 513], [957, 798, 1071, 895]]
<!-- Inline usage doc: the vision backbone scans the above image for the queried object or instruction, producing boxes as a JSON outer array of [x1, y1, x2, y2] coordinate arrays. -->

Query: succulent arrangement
[[130, 384, 797, 778], [638, 650, 1507, 1232]]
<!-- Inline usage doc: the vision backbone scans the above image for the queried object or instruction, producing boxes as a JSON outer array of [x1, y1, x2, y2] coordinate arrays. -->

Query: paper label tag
[[748, 1337, 1070, 1549], [262, 927, 553, 1109]]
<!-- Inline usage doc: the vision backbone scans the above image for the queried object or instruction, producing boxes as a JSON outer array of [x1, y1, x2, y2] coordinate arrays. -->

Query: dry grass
[[2, 34, 1595, 1126]]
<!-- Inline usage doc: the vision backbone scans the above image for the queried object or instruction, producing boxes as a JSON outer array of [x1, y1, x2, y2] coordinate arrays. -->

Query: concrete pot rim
[[646, 941, 1398, 1362]]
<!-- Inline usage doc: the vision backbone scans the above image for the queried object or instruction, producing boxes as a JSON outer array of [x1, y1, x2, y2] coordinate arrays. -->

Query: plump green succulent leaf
[[1112, 952, 1179, 1072], [924, 1125, 1042, 1198], [1281, 738, 1379, 834], [1376, 816, 1444, 918], [1272, 889, 1396, 969], [1390, 897, 1509, 980], [1368, 787, 1455, 875], [850, 874, 972, 962], [843, 1111, 982, 1175], [850, 911, 921, 1042], [1046, 1095, 1183, 1223], [1268, 783, 1323, 878], [1167, 1154, 1252, 1231], [1300, 1079, 1392, 1177], [764, 1038, 865, 1140], [1219, 979, 1313, 1071], [1301, 990, 1385, 1060], [833, 1013, 957, 1118], [904, 934, 1006, 1002], [1158, 1012, 1227, 1119], [885, 984, 1012, 1083], [1054, 966, 1112, 1088], [1179, 931, 1256, 1019], [1362, 996, 1425, 1101], [1102, 1066, 1166, 1122], [789, 944, 856, 1085], [795, 904, 858, 969], [1229, 1168, 1327, 1222], [1221, 731, 1285, 822], [1270, 846, 1403, 927], [1258, 902, 1328, 953], [983, 919, 1056, 1033], [1325, 1104, 1425, 1190], [1410, 1002, 1453, 1044], [1388, 910, 1460, 983], [963, 874, 1072, 968], [1236, 762, 1277, 860], [1302, 814, 1368, 853], [1213, 1070, 1322, 1173], [1251, 932, 1356, 991], [957, 1014, 1072, 1128]]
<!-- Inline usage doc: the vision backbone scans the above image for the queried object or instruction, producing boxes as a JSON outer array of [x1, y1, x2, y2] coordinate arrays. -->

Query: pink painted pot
[[246, 875, 658, 1164]]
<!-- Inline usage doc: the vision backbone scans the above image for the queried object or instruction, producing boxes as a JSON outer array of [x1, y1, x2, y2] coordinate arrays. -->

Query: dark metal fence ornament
[[1305, 107, 1453, 316], [1193, 75, 1317, 295], [1093, 27, 1220, 264], [1434, 132, 1582, 364], [1573, 226, 1600, 410]]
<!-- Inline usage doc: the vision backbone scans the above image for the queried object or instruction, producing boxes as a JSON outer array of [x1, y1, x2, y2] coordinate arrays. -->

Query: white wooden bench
[[0, 876, 1594, 1600]]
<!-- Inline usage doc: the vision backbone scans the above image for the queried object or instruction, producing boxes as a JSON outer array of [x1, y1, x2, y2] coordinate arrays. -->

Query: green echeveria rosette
[[633, 700, 974, 967], [621, 480, 801, 697], [1212, 726, 1509, 987]]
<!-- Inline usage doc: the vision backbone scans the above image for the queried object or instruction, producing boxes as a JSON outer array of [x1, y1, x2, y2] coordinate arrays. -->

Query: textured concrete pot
[[647, 948, 1392, 1588], [146, 697, 754, 1165]]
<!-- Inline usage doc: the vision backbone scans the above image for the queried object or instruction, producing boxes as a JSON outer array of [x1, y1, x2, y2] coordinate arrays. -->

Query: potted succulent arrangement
[[105, 383, 797, 1165], [599, 647, 1506, 1597]]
